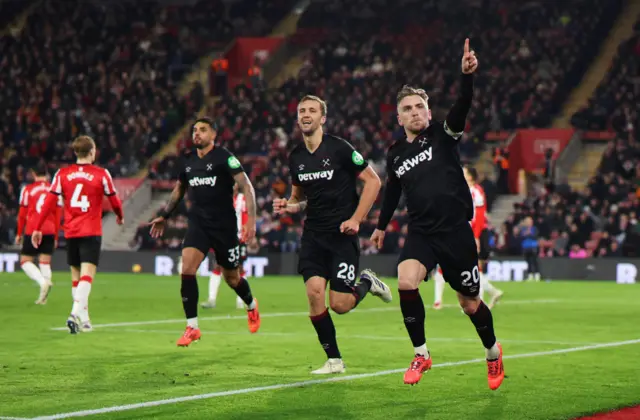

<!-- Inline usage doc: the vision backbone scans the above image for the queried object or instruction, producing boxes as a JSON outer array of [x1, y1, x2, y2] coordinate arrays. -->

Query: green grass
[[1, 273, 639, 419]]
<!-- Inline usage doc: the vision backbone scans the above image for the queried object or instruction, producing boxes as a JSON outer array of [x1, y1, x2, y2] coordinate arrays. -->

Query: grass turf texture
[[1, 273, 639, 419]]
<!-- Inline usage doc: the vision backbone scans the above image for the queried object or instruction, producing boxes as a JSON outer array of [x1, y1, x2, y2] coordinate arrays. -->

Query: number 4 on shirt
[[71, 184, 90, 212]]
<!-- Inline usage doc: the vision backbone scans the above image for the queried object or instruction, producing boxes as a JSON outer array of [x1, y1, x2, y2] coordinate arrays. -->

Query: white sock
[[40, 263, 52, 285], [480, 272, 500, 298], [534, 273, 541, 281], [236, 295, 245, 308], [21, 262, 45, 286], [434, 271, 445, 303], [208, 273, 222, 301], [72, 279, 92, 322], [486, 343, 500, 360], [414, 344, 429, 357], [187, 318, 198, 329], [247, 298, 256, 310], [72, 281, 78, 300]]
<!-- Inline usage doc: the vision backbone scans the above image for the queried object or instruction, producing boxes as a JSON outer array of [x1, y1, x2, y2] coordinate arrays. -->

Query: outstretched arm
[[444, 38, 477, 139]]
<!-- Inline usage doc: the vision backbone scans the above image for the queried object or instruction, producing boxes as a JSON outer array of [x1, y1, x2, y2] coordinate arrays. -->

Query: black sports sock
[[351, 277, 372, 307], [310, 308, 341, 359], [232, 277, 254, 306], [468, 301, 497, 351], [181, 274, 199, 319], [399, 289, 426, 348]]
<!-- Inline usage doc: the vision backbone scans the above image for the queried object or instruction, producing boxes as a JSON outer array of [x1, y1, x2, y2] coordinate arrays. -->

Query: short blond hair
[[299, 95, 327, 116], [396, 85, 429, 105], [72, 135, 96, 158]]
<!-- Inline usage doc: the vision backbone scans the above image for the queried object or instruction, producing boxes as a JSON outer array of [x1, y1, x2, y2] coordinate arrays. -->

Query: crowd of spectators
[[146, 0, 624, 254], [497, 17, 640, 259], [0, 0, 296, 247], [571, 18, 640, 141]]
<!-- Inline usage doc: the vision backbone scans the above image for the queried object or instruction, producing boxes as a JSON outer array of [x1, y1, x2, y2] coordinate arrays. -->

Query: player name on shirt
[[66, 171, 94, 181]]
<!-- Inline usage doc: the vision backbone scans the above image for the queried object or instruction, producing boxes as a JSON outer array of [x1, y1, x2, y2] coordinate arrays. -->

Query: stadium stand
[[145, 0, 624, 253], [499, 17, 640, 259], [0, 0, 296, 247]]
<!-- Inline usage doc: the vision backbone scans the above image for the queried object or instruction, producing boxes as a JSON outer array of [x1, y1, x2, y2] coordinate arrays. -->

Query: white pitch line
[[120, 328, 594, 346], [48, 299, 562, 331], [0, 417, 29, 420], [26, 338, 640, 420]]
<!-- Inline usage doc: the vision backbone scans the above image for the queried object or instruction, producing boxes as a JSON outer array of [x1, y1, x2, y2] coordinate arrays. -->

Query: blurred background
[[0, 0, 638, 274]]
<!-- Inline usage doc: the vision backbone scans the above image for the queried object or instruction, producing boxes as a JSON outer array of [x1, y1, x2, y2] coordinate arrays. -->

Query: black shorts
[[239, 242, 248, 264], [21, 234, 55, 257], [67, 236, 102, 267], [298, 230, 360, 294], [478, 228, 491, 261], [399, 223, 480, 297], [183, 224, 240, 270]]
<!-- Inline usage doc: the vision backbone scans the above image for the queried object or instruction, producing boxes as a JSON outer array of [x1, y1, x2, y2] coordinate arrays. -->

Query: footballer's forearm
[[160, 180, 186, 218], [234, 173, 257, 220], [445, 73, 474, 134], [288, 185, 307, 212], [376, 178, 402, 231], [352, 167, 381, 222]]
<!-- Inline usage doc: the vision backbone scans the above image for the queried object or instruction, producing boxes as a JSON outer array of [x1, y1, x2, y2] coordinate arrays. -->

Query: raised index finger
[[464, 38, 470, 55]]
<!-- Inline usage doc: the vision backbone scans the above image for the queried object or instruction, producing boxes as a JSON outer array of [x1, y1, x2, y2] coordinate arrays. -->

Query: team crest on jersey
[[394, 147, 433, 178]]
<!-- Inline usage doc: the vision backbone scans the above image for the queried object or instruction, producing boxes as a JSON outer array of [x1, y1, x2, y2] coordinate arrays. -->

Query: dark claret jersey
[[288, 134, 368, 232], [178, 146, 244, 230], [382, 121, 474, 234]]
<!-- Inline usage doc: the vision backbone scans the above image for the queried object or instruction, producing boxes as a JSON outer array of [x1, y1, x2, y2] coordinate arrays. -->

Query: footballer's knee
[[306, 276, 327, 315], [329, 293, 353, 314], [397, 260, 426, 290], [457, 293, 481, 315], [181, 248, 204, 275], [20, 256, 34, 266]]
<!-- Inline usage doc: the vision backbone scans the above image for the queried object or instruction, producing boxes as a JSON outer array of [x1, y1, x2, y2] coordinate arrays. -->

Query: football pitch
[[1, 273, 639, 419]]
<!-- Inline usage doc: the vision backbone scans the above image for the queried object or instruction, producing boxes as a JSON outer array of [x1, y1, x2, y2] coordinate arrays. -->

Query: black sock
[[310, 308, 341, 359], [468, 301, 497, 351], [351, 277, 371, 307], [232, 277, 254, 307], [181, 274, 199, 319], [399, 289, 426, 348]]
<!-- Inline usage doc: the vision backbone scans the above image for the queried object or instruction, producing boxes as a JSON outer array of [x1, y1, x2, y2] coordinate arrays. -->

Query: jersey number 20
[[71, 184, 90, 212]]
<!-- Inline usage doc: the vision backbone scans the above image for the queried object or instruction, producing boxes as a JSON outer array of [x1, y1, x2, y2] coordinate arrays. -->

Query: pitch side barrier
[[0, 252, 636, 284]]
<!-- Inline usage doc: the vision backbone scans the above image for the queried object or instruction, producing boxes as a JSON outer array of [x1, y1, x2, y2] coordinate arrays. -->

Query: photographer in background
[[518, 216, 541, 281]]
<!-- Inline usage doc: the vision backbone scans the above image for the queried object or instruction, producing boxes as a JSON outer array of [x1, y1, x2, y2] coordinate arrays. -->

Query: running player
[[273, 95, 392, 374], [148, 117, 260, 347], [202, 182, 248, 309], [15, 166, 62, 304], [370, 39, 504, 389], [32, 136, 124, 333]]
